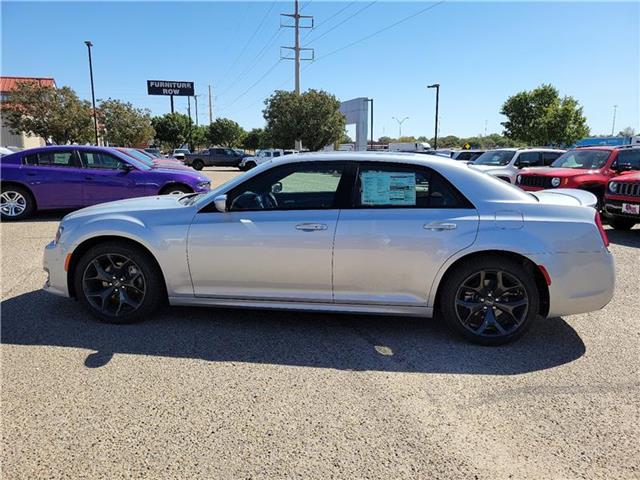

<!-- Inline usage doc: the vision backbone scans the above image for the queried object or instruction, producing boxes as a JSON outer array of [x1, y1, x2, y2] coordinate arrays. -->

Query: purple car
[[0, 145, 211, 220]]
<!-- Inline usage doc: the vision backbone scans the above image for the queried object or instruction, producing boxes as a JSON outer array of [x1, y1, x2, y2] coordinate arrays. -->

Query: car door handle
[[25, 172, 38, 176], [296, 223, 328, 231], [84, 175, 94, 180], [424, 222, 457, 231]]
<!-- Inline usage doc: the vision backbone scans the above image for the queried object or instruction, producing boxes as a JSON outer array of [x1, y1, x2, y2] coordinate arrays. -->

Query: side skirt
[[168, 296, 433, 317]]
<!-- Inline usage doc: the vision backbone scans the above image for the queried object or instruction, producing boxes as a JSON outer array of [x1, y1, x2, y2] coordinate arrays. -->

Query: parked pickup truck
[[183, 147, 247, 170]]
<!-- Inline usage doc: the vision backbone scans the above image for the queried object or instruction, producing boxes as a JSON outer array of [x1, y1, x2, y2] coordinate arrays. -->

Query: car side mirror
[[271, 182, 283, 194], [121, 163, 135, 172], [213, 194, 228, 212]]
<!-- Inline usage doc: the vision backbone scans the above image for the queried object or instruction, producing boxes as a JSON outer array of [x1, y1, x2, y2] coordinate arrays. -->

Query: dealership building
[[0, 76, 56, 149]]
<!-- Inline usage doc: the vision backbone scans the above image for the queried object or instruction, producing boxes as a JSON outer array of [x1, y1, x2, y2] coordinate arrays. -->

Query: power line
[[304, 1, 377, 46], [217, 59, 283, 112], [217, 1, 277, 89], [217, 26, 285, 98], [313, 0, 446, 63], [304, 0, 356, 40]]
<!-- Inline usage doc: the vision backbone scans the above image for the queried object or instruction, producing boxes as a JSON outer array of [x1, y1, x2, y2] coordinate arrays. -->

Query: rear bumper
[[43, 240, 70, 297], [529, 250, 614, 318]]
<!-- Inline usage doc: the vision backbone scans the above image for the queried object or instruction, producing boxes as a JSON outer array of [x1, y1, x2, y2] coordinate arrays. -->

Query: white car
[[239, 149, 285, 170], [469, 148, 565, 183], [43, 152, 614, 345]]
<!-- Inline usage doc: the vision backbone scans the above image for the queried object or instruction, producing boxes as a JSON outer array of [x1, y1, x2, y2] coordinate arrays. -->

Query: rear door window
[[25, 150, 77, 167]]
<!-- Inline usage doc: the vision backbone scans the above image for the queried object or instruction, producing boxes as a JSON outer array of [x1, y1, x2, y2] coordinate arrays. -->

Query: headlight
[[197, 181, 210, 189], [516, 175, 522, 184], [551, 177, 561, 187], [54, 226, 64, 245], [609, 182, 618, 193]]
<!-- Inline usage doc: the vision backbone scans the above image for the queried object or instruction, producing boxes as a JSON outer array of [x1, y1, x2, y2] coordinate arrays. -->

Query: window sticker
[[360, 171, 416, 206]]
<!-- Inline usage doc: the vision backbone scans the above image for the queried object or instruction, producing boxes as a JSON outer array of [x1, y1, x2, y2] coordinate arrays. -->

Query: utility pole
[[170, 95, 174, 114], [194, 95, 199, 126], [611, 105, 618, 136], [84, 41, 99, 146], [368, 98, 374, 150], [208, 85, 213, 124], [281, 0, 314, 150], [392, 116, 409, 138], [187, 96, 192, 122], [427, 83, 440, 149]]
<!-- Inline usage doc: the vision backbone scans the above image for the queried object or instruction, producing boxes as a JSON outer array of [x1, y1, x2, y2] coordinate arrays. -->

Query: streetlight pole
[[427, 83, 440, 150], [368, 98, 374, 150], [611, 105, 618, 136], [84, 41, 99, 145], [392, 116, 409, 138]]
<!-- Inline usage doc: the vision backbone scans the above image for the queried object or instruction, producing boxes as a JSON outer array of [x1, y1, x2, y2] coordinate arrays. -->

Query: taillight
[[594, 211, 609, 248]]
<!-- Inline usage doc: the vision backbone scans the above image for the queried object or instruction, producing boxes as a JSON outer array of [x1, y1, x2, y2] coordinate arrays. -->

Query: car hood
[[62, 195, 189, 222], [519, 167, 599, 177], [611, 170, 640, 182], [529, 188, 598, 208], [148, 166, 209, 182], [468, 164, 509, 172]]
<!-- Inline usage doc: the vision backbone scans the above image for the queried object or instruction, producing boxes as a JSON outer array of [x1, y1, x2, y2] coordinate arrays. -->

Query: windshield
[[551, 150, 610, 169], [123, 149, 154, 165], [473, 150, 516, 166], [175, 149, 189, 154]]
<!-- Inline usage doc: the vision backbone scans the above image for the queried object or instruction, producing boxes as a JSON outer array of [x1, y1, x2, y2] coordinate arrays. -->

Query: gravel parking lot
[[2, 167, 639, 479]]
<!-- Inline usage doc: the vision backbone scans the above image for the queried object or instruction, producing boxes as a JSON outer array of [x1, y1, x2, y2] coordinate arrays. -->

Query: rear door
[[21, 150, 85, 208], [78, 150, 142, 205], [332, 162, 479, 306]]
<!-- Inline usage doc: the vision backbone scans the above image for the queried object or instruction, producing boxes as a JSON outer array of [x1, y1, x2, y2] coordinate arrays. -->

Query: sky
[[1, 1, 639, 140]]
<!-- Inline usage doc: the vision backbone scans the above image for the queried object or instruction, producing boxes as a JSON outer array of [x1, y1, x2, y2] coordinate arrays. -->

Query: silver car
[[43, 152, 615, 345]]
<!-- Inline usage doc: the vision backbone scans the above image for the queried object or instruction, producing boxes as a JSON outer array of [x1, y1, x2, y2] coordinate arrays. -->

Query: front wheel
[[1, 185, 34, 221], [245, 161, 257, 170], [161, 184, 192, 195], [439, 257, 539, 345], [609, 217, 636, 230], [74, 241, 165, 324], [192, 159, 204, 171]]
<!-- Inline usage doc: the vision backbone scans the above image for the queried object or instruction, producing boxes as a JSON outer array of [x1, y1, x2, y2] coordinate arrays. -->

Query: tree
[[1, 81, 94, 144], [618, 127, 636, 137], [263, 89, 345, 151], [98, 98, 154, 147], [207, 117, 246, 147], [151, 113, 192, 149], [500, 84, 589, 146], [243, 128, 269, 150], [191, 125, 209, 150]]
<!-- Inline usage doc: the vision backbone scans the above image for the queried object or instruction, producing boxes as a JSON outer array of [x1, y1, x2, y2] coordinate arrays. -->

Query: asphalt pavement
[[2, 167, 639, 479]]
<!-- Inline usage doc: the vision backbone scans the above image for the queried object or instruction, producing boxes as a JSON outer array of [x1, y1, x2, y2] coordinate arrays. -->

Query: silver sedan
[[43, 153, 615, 345]]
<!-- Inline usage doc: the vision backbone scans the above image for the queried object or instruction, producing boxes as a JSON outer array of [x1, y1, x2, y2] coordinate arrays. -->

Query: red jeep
[[515, 146, 628, 208], [604, 148, 640, 230]]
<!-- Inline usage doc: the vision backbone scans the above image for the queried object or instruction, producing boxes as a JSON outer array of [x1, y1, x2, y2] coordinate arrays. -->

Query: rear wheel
[[609, 217, 636, 230], [192, 159, 204, 171], [245, 161, 257, 170], [74, 242, 165, 324], [440, 256, 539, 345], [0, 185, 34, 221]]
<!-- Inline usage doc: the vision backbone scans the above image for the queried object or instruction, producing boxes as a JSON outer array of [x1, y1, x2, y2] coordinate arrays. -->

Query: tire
[[609, 217, 636, 231], [0, 184, 35, 221], [160, 184, 192, 195], [192, 159, 204, 171], [439, 256, 539, 346], [73, 241, 165, 324], [246, 161, 257, 170]]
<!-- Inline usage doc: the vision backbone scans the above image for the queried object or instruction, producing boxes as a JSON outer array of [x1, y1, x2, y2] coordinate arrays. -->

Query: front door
[[187, 161, 348, 302], [78, 150, 141, 205], [332, 162, 479, 306]]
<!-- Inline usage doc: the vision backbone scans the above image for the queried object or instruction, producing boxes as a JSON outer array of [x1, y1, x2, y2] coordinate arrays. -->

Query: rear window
[[473, 150, 516, 166], [23, 151, 76, 167]]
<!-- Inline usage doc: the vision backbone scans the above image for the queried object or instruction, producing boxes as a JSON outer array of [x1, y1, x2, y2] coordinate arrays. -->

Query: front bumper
[[604, 199, 640, 220], [43, 240, 70, 297], [529, 250, 615, 318]]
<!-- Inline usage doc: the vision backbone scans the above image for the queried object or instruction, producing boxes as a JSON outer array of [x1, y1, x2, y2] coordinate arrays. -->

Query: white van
[[388, 142, 431, 153]]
